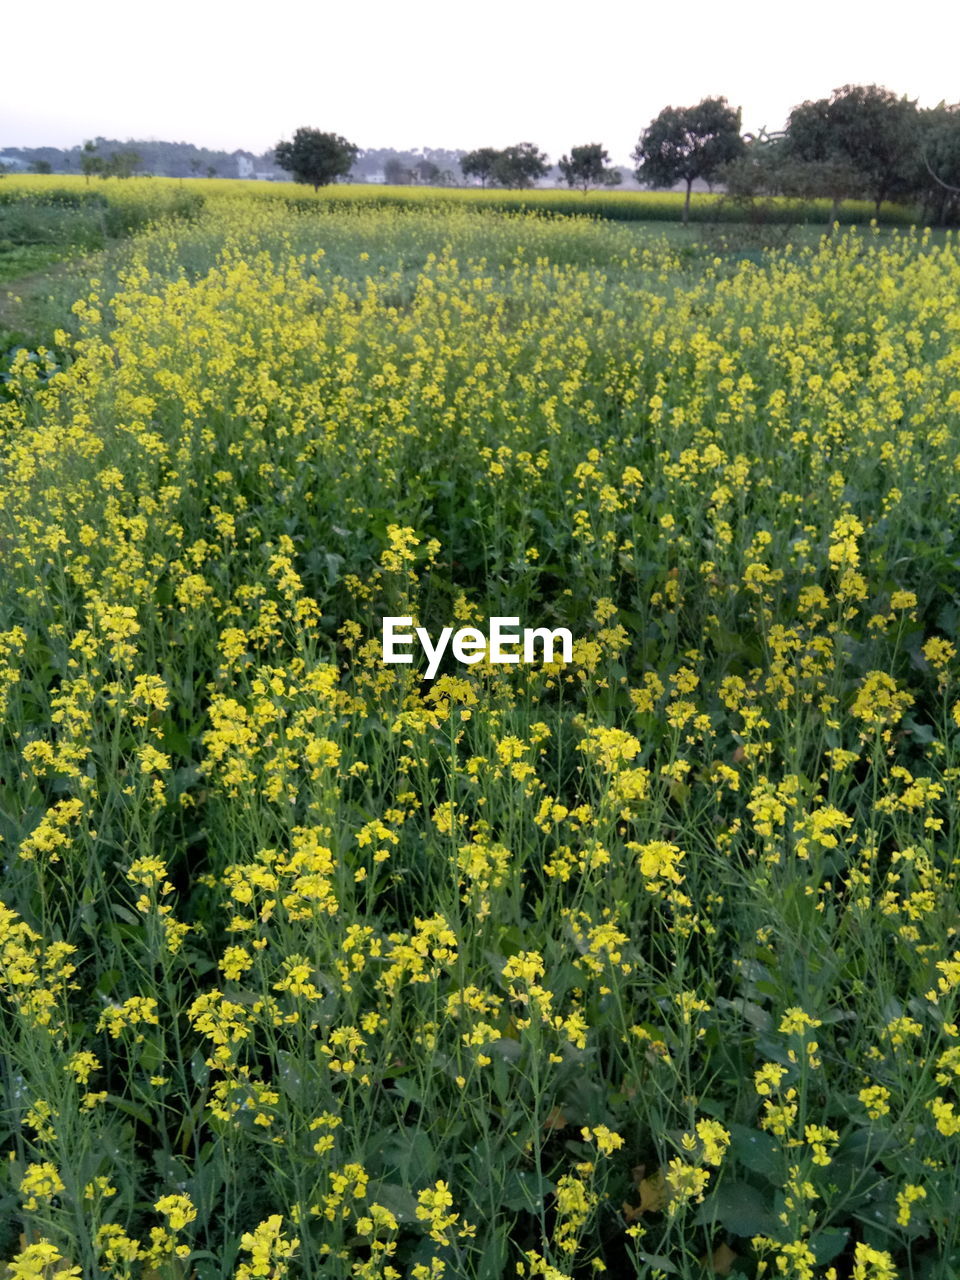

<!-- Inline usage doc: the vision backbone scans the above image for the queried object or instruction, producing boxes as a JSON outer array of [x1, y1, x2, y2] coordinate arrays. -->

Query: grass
[[0, 244, 81, 286], [0, 196, 959, 1280]]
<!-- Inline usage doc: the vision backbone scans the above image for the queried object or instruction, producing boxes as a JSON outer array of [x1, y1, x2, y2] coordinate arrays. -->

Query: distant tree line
[[0, 138, 284, 180], [7, 88, 960, 223], [352, 147, 466, 185], [382, 158, 458, 187]]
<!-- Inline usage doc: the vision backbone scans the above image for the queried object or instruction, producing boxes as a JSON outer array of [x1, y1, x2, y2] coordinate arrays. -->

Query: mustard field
[[0, 173, 919, 227], [1, 188, 960, 1279]]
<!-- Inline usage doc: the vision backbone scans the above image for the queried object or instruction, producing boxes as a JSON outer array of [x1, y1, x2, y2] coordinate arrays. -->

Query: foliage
[[0, 138, 282, 179], [274, 128, 359, 190], [461, 147, 504, 188], [384, 157, 414, 185], [354, 146, 465, 184], [491, 142, 549, 188], [0, 173, 924, 228], [380, 159, 446, 187], [1, 198, 960, 1279], [786, 85, 919, 216], [462, 145, 550, 190], [918, 103, 960, 226], [722, 132, 865, 227], [557, 144, 622, 194], [77, 142, 144, 183], [103, 149, 143, 180], [415, 159, 441, 184], [633, 96, 745, 221], [79, 141, 104, 183]]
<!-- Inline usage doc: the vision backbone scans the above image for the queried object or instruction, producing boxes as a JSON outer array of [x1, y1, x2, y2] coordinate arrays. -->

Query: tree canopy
[[274, 129, 358, 190], [461, 144, 549, 189], [632, 97, 744, 221], [558, 144, 622, 194], [492, 143, 549, 189], [786, 85, 918, 215], [460, 148, 500, 188], [919, 104, 960, 225]]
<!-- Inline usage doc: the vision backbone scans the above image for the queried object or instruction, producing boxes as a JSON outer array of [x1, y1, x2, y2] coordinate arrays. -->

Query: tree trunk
[[828, 196, 841, 230], [683, 179, 692, 225]]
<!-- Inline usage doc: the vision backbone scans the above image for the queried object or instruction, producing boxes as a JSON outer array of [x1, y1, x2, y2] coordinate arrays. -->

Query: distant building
[[231, 152, 287, 181]]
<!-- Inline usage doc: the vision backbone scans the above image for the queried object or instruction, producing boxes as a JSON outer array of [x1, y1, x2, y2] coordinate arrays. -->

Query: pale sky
[[3, 0, 958, 164]]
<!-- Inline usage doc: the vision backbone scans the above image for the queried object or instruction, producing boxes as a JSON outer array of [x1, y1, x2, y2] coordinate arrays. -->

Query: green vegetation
[[557, 145, 622, 194], [632, 97, 745, 223], [0, 184, 206, 351], [4, 82, 960, 227], [1, 194, 960, 1278], [274, 129, 360, 190]]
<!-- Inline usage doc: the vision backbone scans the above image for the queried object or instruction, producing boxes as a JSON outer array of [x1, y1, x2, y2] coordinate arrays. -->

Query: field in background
[[1, 196, 960, 1280], [0, 176, 936, 368], [0, 171, 923, 227]]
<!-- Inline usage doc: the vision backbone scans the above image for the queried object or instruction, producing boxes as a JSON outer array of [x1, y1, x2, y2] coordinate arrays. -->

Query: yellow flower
[[5, 1240, 81, 1279], [155, 1193, 197, 1231], [19, 1162, 65, 1210]]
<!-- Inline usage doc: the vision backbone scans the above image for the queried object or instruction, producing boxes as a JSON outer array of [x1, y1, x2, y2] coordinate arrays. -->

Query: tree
[[491, 143, 549, 189], [918, 103, 960, 225], [633, 97, 744, 223], [558, 143, 621, 194], [30, 159, 53, 174], [460, 147, 501, 188], [725, 129, 866, 226], [274, 128, 359, 190], [415, 159, 440, 185], [103, 149, 142, 179], [384, 157, 413, 185], [786, 85, 918, 217], [81, 140, 105, 184]]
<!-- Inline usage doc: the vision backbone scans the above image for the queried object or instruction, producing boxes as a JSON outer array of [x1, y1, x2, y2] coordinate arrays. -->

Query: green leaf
[[809, 1229, 849, 1265], [364, 1180, 420, 1225], [379, 1126, 437, 1185], [694, 1180, 777, 1236], [727, 1124, 781, 1179], [389, 1076, 424, 1105], [493, 1052, 511, 1106], [105, 1095, 153, 1125], [500, 1169, 555, 1213], [634, 1252, 680, 1275], [111, 903, 142, 926]]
